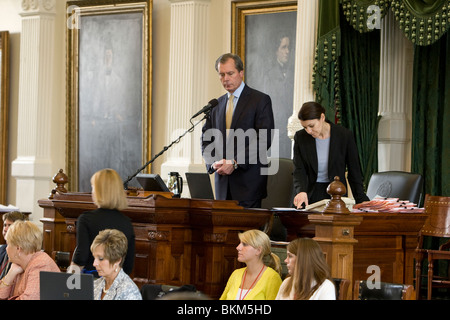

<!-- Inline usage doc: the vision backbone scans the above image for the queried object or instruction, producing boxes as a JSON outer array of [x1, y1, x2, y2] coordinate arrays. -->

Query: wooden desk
[[278, 211, 428, 285], [38, 192, 271, 299]]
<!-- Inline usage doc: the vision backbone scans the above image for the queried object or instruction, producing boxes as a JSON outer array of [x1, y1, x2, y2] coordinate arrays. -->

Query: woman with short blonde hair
[[91, 229, 141, 300], [0, 221, 60, 300], [90, 168, 128, 210], [5, 220, 42, 254], [90, 229, 128, 268]]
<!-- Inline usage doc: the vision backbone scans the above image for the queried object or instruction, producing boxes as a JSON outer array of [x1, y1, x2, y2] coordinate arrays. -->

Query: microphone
[[191, 99, 219, 118]]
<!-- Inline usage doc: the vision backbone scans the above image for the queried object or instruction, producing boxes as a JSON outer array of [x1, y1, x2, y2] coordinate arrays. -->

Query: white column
[[160, 0, 211, 193], [288, 0, 319, 141], [377, 11, 413, 172], [11, 0, 57, 225]]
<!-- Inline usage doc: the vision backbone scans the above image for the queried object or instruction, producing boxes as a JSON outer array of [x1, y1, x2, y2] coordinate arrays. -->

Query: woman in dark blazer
[[68, 168, 135, 275], [293, 102, 369, 208]]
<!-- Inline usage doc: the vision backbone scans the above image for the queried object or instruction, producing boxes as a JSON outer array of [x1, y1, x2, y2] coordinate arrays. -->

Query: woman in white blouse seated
[[276, 237, 335, 300], [91, 229, 141, 300]]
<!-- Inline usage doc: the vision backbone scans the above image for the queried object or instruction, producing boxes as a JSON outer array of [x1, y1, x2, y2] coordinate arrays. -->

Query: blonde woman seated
[[91, 229, 141, 300], [0, 221, 60, 300], [276, 238, 335, 300], [220, 229, 282, 300]]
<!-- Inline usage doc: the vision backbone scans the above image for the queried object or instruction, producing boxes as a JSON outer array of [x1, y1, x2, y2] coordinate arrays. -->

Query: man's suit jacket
[[293, 121, 369, 204], [201, 84, 274, 201]]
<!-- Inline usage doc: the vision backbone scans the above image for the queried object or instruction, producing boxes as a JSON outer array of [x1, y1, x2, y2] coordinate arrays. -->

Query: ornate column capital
[[20, 0, 56, 16]]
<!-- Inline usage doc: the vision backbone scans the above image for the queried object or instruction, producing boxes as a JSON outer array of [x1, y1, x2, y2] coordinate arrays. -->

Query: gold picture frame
[[232, 0, 297, 159], [66, 0, 152, 192], [0, 31, 9, 204], [232, 0, 297, 61]]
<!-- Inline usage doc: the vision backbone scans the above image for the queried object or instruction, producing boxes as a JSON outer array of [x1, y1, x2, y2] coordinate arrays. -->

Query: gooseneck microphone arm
[[123, 100, 217, 189]]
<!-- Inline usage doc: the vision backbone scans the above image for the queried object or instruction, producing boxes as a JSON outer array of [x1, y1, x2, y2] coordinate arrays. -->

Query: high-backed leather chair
[[261, 158, 294, 240], [333, 278, 350, 300], [415, 194, 450, 299], [261, 158, 294, 209], [366, 171, 424, 206], [51, 251, 71, 272], [353, 280, 414, 300]]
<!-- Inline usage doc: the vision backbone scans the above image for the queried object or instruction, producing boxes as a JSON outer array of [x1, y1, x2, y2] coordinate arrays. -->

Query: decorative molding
[[21, 0, 56, 15], [148, 230, 170, 241], [203, 232, 226, 243], [66, 221, 76, 233]]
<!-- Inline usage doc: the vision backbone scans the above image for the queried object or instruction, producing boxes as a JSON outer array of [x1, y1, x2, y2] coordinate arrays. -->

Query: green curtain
[[313, 0, 450, 194], [312, 0, 341, 122], [313, 0, 380, 188], [412, 32, 450, 197], [338, 10, 381, 189]]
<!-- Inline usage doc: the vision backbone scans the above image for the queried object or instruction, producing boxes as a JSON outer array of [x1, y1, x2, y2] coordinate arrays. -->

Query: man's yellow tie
[[226, 94, 234, 130]]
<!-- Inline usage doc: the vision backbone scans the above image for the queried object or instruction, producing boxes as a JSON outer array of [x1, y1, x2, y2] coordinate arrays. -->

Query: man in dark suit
[[201, 53, 275, 208]]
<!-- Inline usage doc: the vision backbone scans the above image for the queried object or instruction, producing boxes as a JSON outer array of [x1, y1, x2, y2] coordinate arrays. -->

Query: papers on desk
[[352, 197, 424, 213], [273, 197, 355, 212], [0, 204, 20, 212], [272, 207, 301, 211]]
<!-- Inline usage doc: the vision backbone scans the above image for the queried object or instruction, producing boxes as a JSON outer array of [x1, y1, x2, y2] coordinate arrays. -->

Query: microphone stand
[[123, 110, 210, 189]]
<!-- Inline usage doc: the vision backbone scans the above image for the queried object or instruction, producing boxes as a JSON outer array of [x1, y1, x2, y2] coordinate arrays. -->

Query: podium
[[38, 190, 271, 299]]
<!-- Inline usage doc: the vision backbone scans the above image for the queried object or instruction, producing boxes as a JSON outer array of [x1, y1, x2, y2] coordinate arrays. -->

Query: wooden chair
[[415, 194, 450, 299], [332, 278, 350, 300], [353, 280, 414, 300]]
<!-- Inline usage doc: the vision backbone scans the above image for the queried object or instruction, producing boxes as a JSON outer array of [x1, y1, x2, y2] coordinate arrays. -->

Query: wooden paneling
[[278, 211, 428, 285]]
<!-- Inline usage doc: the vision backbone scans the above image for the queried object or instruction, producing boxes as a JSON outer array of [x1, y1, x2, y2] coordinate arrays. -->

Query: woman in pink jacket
[[0, 221, 60, 300]]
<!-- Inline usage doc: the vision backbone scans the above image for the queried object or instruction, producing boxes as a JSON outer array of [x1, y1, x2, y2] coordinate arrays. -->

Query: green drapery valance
[[341, 0, 391, 33], [313, 0, 450, 116], [340, 0, 450, 45]]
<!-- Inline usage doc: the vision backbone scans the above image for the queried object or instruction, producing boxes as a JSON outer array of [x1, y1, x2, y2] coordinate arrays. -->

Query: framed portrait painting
[[66, 0, 152, 192], [0, 31, 9, 204], [232, 0, 297, 159]]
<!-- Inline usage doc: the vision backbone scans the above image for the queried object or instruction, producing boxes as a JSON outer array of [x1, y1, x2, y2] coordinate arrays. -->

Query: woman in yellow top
[[220, 229, 282, 300]]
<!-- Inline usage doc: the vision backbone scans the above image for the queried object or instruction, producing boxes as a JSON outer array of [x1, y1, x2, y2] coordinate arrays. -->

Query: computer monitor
[[40, 271, 94, 300], [136, 173, 170, 192]]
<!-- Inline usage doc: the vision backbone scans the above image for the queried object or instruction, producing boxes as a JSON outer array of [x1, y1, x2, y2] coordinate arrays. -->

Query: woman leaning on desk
[[220, 229, 282, 300], [0, 221, 60, 300], [292, 101, 369, 209]]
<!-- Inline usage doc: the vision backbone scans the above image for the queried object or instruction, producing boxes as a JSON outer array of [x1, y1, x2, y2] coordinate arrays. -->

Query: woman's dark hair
[[298, 101, 326, 121]]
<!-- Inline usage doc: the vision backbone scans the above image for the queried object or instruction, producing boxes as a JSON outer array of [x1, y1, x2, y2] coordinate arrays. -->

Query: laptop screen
[[40, 271, 94, 300], [185, 172, 214, 200]]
